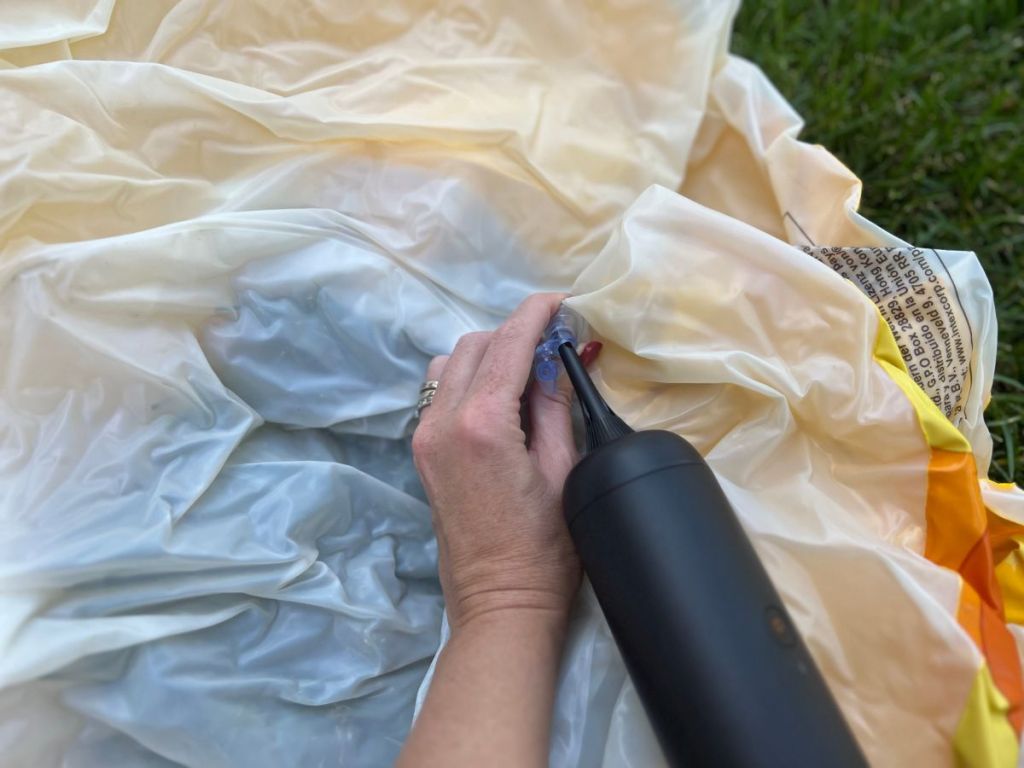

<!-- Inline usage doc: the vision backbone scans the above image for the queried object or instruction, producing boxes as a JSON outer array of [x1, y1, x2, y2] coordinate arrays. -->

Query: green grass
[[732, 0, 1024, 482]]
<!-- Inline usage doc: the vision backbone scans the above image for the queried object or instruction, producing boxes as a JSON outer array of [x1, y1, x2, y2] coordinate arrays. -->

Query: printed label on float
[[804, 246, 973, 425]]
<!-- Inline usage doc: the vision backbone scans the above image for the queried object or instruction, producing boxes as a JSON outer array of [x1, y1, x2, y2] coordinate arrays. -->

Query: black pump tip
[[558, 342, 633, 451]]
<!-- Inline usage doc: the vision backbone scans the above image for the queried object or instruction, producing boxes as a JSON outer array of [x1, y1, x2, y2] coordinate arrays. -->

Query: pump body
[[563, 429, 867, 768]]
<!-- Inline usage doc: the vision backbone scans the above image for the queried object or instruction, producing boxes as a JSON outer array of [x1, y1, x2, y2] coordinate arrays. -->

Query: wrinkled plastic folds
[[2, 2, 1023, 767]]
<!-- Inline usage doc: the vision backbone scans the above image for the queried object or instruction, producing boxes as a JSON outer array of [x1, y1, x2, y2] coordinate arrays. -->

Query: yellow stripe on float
[[954, 664, 1018, 768], [871, 314, 969, 454], [870, 309, 1022, 762]]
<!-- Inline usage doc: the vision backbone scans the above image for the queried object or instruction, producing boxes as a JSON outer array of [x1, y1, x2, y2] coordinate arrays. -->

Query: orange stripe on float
[[925, 450, 990, 580], [981, 600, 1024, 734], [925, 448, 1024, 734], [956, 586, 983, 649]]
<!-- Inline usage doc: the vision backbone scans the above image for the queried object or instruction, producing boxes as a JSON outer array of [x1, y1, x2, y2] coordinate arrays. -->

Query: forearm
[[402, 294, 582, 766], [398, 609, 567, 768]]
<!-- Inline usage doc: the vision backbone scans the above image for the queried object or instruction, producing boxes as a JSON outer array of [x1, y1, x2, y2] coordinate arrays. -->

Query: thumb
[[527, 372, 577, 489]]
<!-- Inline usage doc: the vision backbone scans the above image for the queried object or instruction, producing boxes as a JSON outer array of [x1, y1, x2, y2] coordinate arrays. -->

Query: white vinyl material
[[0, 2, 1010, 766]]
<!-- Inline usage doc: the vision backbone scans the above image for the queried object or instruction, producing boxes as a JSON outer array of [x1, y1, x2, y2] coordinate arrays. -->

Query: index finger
[[466, 293, 568, 405]]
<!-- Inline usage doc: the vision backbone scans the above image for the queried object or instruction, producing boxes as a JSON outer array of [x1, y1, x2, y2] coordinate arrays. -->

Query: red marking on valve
[[579, 341, 603, 368]]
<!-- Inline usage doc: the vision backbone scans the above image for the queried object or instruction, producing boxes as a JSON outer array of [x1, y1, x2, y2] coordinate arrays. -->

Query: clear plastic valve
[[533, 303, 589, 394]]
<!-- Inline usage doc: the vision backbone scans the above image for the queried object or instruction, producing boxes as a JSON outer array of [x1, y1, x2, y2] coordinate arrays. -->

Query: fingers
[[417, 293, 570, 447], [466, 293, 567, 406], [527, 374, 576, 484], [422, 332, 491, 423], [526, 339, 601, 483], [415, 355, 448, 427], [425, 355, 449, 382]]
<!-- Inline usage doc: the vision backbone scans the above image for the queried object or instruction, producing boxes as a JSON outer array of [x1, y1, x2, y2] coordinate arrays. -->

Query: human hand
[[412, 293, 582, 634]]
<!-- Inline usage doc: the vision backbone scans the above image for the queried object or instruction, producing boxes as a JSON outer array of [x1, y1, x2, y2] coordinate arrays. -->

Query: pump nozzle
[[532, 303, 632, 451], [557, 342, 632, 451]]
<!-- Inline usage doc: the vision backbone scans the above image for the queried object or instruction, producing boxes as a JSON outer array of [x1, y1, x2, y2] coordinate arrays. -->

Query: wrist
[[444, 548, 581, 633], [448, 601, 571, 644]]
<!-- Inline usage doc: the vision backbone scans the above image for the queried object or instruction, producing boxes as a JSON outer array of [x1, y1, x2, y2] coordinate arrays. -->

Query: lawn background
[[732, 0, 1023, 482]]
